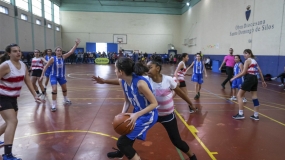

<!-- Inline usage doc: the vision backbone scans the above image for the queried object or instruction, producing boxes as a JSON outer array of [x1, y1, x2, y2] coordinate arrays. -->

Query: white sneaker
[[271, 77, 277, 80], [230, 97, 237, 101], [63, 98, 72, 104], [51, 104, 57, 112], [278, 84, 284, 87], [243, 98, 247, 103]]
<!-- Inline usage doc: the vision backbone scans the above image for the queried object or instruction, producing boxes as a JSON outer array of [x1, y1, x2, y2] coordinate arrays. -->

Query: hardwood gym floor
[[0, 64, 284, 160]]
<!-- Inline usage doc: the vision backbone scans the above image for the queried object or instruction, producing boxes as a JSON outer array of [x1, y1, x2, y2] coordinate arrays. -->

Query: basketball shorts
[[50, 76, 67, 86], [0, 95, 18, 112], [191, 74, 203, 84], [126, 111, 158, 141], [232, 78, 243, 89], [32, 69, 43, 77], [45, 69, 51, 77], [241, 74, 258, 92]]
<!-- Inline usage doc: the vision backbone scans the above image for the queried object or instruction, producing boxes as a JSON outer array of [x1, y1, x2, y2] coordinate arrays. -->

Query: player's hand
[[75, 38, 81, 45], [92, 76, 105, 84], [230, 78, 235, 82], [185, 73, 192, 76], [262, 81, 267, 88], [35, 96, 42, 103], [124, 113, 139, 130], [39, 76, 43, 82]]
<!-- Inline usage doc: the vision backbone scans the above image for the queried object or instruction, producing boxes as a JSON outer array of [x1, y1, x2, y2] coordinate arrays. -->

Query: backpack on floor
[[264, 74, 272, 81]]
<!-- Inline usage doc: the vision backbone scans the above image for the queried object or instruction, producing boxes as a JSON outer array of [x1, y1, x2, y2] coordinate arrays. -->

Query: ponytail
[[116, 57, 148, 76], [133, 62, 148, 76]]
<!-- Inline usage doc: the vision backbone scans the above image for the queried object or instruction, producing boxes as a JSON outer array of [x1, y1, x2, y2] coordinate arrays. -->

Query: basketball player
[[40, 38, 80, 111], [43, 49, 53, 90], [231, 49, 267, 120], [186, 53, 207, 100], [30, 49, 48, 98], [0, 44, 41, 160]]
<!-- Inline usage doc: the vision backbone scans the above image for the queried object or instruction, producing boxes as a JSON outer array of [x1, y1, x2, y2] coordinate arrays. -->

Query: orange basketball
[[113, 113, 133, 135]]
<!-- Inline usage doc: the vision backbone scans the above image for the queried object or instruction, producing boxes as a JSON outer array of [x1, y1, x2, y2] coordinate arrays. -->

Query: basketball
[[113, 113, 133, 135]]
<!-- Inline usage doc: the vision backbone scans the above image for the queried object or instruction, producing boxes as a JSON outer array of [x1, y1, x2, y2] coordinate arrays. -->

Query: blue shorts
[[232, 78, 243, 89], [191, 74, 203, 84], [45, 69, 51, 77], [126, 110, 158, 141], [50, 76, 67, 86]]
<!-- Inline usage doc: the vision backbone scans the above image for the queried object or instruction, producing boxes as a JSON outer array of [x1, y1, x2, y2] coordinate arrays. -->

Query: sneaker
[[243, 98, 247, 103], [107, 148, 124, 159], [250, 115, 259, 121], [63, 98, 72, 104], [271, 77, 277, 80], [51, 107, 57, 112], [230, 97, 237, 101], [2, 153, 22, 160], [232, 113, 245, 120], [194, 94, 199, 100], [279, 84, 284, 87], [197, 92, 200, 97], [189, 106, 198, 113], [186, 154, 197, 160], [0, 141, 4, 146]]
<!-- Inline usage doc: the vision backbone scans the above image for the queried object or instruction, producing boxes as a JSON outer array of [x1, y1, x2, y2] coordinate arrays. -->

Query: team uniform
[[144, 74, 191, 153], [191, 60, 204, 84], [121, 74, 158, 140], [31, 57, 44, 77], [0, 60, 26, 111], [232, 62, 243, 89], [176, 61, 187, 87], [44, 55, 52, 77], [241, 58, 259, 92], [50, 56, 67, 86]]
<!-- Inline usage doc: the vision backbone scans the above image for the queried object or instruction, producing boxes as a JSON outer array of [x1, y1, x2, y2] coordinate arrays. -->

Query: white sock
[[52, 100, 56, 108], [64, 96, 68, 101], [254, 112, 259, 117], [239, 110, 243, 115]]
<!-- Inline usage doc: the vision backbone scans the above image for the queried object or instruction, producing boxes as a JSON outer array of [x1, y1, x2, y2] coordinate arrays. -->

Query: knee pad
[[62, 90, 67, 93], [51, 92, 57, 95], [252, 99, 259, 107]]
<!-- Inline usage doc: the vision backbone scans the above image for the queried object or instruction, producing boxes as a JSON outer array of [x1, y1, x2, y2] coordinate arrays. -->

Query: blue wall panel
[[86, 42, 96, 52], [107, 43, 118, 53]]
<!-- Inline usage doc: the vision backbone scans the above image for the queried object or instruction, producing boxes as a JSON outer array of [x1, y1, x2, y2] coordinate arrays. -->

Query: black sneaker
[[185, 154, 197, 160], [250, 115, 259, 121], [221, 84, 225, 89], [197, 92, 200, 97], [194, 94, 199, 100], [189, 106, 198, 113], [107, 148, 123, 159], [232, 113, 245, 120]]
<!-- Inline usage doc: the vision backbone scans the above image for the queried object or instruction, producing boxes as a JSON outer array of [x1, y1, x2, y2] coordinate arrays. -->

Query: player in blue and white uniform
[[40, 38, 80, 111], [187, 53, 207, 100], [106, 57, 158, 160], [44, 49, 53, 90], [230, 55, 247, 102]]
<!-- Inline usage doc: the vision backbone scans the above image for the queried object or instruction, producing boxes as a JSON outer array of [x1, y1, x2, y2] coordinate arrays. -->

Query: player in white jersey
[[30, 49, 47, 98], [0, 44, 41, 160], [231, 49, 267, 121], [40, 39, 80, 111], [186, 53, 207, 100]]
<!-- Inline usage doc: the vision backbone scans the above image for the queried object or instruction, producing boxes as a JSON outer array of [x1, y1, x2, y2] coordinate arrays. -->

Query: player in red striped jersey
[[0, 44, 41, 160]]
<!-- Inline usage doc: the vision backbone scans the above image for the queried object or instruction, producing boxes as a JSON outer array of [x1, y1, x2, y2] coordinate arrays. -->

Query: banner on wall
[[95, 58, 109, 64]]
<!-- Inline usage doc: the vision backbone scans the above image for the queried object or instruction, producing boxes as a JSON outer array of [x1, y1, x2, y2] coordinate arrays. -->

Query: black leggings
[[277, 73, 285, 84], [117, 135, 136, 159], [157, 113, 190, 153], [222, 66, 234, 86]]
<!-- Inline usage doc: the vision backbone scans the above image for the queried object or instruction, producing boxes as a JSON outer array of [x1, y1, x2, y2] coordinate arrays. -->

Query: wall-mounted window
[[16, 0, 29, 11], [32, 0, 42, 17], [54, 4, 60, 24], [47, 23, 52, 28], [56, 26, 60, 31], [0, 0, 11, 4], [21, 13, 28, 21], [44, 0, 51, 21], [0, 5, 8, 14], [36, 19, 41, 25]]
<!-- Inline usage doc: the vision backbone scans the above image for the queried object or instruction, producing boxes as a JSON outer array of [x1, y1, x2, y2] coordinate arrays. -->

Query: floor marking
[[174, 110, 218, 160]]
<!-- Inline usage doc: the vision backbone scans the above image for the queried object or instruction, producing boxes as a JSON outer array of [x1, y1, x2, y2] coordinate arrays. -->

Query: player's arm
[[174, 62, 183, 79], [24, 66, 41, 102], [231, 59, 250, 81], [0, 63, 10, 80], [203, 63, 207, 77], [219, 58, 226, 70], [256, 64, 267, 87], [185, 61, 194, 73], [63, 38, 80, 60], [92, 76, 120, 85], [39, 57, 54, 81], [120, 79, 131, 113]]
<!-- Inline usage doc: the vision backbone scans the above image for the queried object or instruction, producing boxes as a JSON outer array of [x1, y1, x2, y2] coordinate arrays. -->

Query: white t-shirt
[[144, 75, 177, 116]]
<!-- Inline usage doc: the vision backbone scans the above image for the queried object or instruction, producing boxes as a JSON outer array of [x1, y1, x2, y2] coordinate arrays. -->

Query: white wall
[[0, 1, 61, 52], [181, 0, 285, 56], [61, 11, 181, 53]]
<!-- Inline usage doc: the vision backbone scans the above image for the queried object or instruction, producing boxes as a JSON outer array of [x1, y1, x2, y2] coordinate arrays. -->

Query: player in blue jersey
[[186, 53, 207, 100], [106, 57, 158, 160], [43, 49, 53, 91], [229, 55, 247, 102], [40, 38, 80, 111]]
